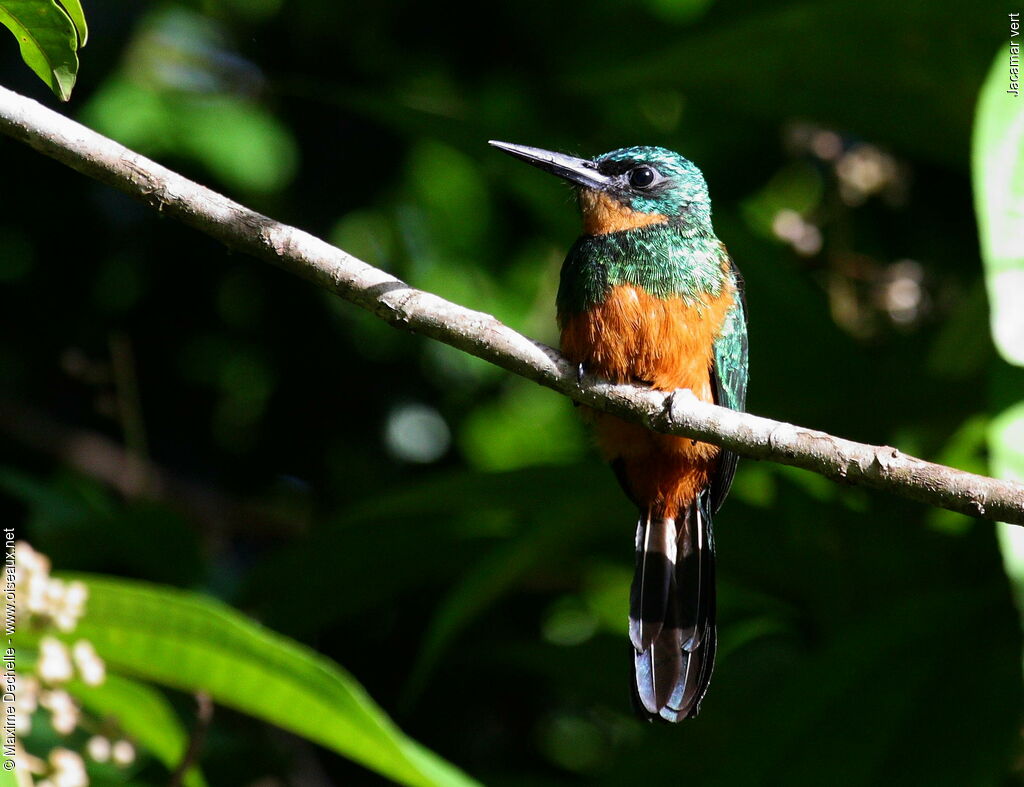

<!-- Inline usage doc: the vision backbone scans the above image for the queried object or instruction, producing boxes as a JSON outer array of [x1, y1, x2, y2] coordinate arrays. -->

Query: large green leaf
[[973, 43, 1024, 367], [0, 0, 84, 100], [973, 44, 1024, 580], [12, 648, 205, 785], [62, 575, 477, 787], [71, 674, 206, 787]]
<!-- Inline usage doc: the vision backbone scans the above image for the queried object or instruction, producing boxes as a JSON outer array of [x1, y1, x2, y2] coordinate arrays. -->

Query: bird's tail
[[629, 494, 717, 722]]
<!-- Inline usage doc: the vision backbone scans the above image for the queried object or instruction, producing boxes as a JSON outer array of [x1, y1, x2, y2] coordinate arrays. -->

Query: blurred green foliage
[[974, 43, 1024, 603], [2, 0, 1023, 784]]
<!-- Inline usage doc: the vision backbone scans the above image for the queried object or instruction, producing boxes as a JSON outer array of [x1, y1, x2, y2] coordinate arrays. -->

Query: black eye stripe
[[596, 159, 670, 193], [596, 159, 643, 176]]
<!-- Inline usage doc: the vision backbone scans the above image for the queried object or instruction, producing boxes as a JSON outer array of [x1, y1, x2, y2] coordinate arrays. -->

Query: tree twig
[[168, 692, 213, 787], [0, 395, 306, 537], [2, 84, 1022, 524]]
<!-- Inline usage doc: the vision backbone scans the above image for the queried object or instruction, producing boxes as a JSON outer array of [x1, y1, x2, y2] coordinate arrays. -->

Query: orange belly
[[560, 283, 735, 517]]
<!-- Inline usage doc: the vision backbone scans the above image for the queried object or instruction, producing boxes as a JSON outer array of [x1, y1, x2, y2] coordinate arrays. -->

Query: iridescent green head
[[489, 141, 712, 235]]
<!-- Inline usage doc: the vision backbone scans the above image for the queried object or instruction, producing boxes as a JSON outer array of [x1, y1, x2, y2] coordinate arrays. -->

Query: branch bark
[[2, 84, 1023, 524]]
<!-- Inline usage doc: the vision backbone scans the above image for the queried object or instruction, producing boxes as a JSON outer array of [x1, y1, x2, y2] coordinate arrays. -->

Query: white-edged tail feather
[[630, 496, 717, 722]]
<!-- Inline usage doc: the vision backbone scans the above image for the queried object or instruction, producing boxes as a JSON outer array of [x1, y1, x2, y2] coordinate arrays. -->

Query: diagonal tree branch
[[2, 83, 1023, 524]]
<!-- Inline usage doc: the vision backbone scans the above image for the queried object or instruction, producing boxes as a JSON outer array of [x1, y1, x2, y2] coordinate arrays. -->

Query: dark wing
[[708, 252, 749, 514]]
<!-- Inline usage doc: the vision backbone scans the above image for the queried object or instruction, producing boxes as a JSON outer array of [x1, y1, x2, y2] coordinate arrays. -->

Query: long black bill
[[488, 141, 611, 190]]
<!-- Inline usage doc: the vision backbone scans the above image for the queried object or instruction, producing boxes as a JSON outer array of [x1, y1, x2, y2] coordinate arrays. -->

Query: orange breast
[[560, 282, 735, 517]]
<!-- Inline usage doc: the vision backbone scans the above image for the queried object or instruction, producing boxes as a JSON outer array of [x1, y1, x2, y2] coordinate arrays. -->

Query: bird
[[489, 141, 748, 722]]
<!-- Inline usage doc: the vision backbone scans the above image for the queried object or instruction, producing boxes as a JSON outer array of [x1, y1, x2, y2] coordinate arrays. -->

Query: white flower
[[20, 545, 52, 619], [53, 582, 88, 632], [38, 638, 73, 684], [111, 739, 135, 767], [19, 746, 48, 776], [13, 543, 89, 631], [71, 641, 105, 686], [50, 708, 78, 736], [48, 748, 87, 787], [86, 735, 111, 763], [14, 673, 39, 734], [40, 689, 78, 736], [17, 674, 39, 712], [14, 709, 31, 735], [63, 582, 88, 613], [15, 542, 49, 583]]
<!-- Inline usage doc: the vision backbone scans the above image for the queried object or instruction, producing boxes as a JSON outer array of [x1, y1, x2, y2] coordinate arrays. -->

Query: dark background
[[2, 0, 1022, 783]]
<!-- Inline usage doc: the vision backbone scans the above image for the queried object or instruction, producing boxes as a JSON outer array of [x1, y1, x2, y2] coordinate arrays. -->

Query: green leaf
[[990, 402, 1024, 581], [55, 0, 85, 46], [973, 43, 1024, 367], [63, 575, 478, 787], [974, 45, 1024, 580], [0, 0, 84, 100], [9, 649, 204, 784], [70, 674, 206, 787], [990, 402, 1024, 486]]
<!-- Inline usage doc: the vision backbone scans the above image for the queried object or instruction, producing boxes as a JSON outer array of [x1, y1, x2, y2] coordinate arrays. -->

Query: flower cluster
[[31, 748, 87, 787], [16, 544, 88, 633], [14, 543, 135, 786]]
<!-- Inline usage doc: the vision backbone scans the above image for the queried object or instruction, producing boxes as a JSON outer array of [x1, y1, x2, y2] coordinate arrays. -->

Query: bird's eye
[[628, 166, 658, 189]]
